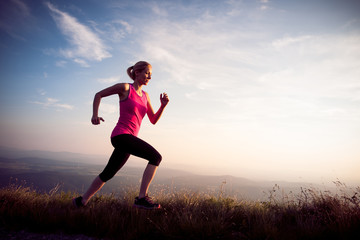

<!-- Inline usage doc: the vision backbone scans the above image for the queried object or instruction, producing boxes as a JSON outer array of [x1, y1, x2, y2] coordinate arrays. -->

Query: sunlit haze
[[1, 0, 359, 185]]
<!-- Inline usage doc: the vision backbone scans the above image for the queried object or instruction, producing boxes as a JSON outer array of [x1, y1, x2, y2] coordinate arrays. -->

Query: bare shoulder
[[113, 83, 129, 91], [111, 83, 130, 95], [117, 83, 130, 100], [121, 83, 130, 90], [97, 83, 130, 98]]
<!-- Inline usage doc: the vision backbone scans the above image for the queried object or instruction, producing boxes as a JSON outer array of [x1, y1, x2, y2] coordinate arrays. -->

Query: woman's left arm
[[146, 92, 169, 125]]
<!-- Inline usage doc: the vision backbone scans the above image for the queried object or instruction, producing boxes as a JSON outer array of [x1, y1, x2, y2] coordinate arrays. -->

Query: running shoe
[[133, 195, 161, 209], [72, 196, 85, 208]]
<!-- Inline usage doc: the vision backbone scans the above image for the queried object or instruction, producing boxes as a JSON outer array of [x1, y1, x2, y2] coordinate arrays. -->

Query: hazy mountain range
[[0, 146, 331, 201]]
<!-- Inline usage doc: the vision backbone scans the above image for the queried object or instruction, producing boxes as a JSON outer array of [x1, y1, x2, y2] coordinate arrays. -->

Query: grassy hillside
[[0, 182, 359, 240]]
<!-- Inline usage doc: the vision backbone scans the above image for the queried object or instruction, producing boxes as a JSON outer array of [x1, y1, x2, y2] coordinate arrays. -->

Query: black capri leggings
[[99, 134, 162, 182]]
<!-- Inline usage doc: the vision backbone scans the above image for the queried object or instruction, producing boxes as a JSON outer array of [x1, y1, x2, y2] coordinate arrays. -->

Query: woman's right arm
[[91, 83, 129, 125]]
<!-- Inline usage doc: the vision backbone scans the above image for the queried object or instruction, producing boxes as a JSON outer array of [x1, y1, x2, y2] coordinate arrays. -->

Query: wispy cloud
[[37, 89, 47, 96], [271, 35, 313, 49], [0, 0, 32, 41], [30, 90, 74, 111], [139, 10, 263, 89], [97, 76, 121, 84], [89, 19, 133, 43], [136, 1, 360, 124], [73, 58, 90, 68], [259, 0, 270, 10], [149, 3, 169, 17], [30, 97, 74, 110], [55, 60, 67, 67], [11, 0, 30, 16], [45, 2, 111, 66]]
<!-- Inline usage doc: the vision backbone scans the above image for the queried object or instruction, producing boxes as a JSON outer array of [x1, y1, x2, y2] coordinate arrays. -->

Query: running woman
[[73, 61, 169, 209]]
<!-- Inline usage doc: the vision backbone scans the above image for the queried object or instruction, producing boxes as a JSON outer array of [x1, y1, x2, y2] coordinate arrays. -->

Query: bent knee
[[98, 172, 113, 182], [149, 153, 162, 166]]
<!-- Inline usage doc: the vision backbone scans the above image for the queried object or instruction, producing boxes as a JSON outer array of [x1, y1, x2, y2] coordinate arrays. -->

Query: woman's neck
[[132, 82, 143, 95]]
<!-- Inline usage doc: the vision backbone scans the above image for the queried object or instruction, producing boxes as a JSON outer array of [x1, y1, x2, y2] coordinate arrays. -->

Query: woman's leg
[[75, 135, 162, 208], [139, 164, 158, 198], [113, 135, 162, 198], [82, 176, 105, 205], [77, 146, 130, 206]]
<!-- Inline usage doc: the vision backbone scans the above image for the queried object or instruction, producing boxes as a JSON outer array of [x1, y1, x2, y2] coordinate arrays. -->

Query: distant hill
[[0, 146, 326, 200], [0, 146, 107, 165]]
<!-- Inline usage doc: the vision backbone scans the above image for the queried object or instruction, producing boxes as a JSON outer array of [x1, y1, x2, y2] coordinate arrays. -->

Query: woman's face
[[135, 65, 152, 85]]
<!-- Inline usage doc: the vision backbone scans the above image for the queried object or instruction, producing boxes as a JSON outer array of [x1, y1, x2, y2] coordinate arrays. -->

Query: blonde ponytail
[[127, 61, 151, 81]]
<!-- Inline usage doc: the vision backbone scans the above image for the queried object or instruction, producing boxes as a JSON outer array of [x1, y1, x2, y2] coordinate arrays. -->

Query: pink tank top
[[111, 84, 148, 137]]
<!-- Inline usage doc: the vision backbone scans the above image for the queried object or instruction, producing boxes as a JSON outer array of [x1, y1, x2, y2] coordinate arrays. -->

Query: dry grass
[[0, 181, 359, 239]]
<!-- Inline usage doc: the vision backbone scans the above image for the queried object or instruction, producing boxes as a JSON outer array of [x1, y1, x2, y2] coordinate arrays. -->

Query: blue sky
[[1, 0, 360, 184]]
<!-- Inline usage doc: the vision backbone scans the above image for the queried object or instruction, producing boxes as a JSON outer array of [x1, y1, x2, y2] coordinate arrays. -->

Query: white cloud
[[73, 58, 90, 68], [106, 20, 133, 41], [53, 103, 74, 110], [149, 3, 168, 17], [139, 13, 263, 90], [271, 35, 313, 49], [30, 97, 74, 110], [117, 20, 132, 33], [46, 2, 111, 66], [37, 89, 47, 96], [55, 60, 67, 67], [136, 4, 360, 125], [90, 19, 133, 43], [97, 76, 121, 84]]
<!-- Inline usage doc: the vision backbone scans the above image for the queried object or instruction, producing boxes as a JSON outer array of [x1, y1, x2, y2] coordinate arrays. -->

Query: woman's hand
[[160, 93, 169, 108], [91, 116, 105, 125]]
